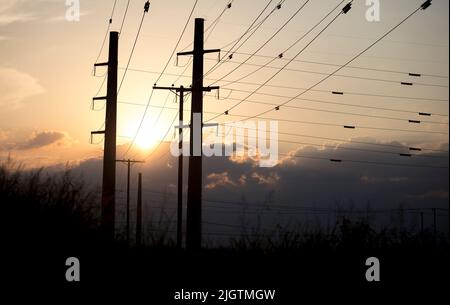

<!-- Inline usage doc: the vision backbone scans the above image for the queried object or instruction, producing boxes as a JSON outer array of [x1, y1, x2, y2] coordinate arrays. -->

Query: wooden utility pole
[[153, 85, 189, 249], [91, 31, 119, 241], [177, 18, 220, 250], [116, 159, 144, 245], [136, 173, 143, 247]]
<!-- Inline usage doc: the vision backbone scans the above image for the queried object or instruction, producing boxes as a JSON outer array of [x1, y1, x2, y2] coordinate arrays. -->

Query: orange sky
[[0, 0, 448, 167]]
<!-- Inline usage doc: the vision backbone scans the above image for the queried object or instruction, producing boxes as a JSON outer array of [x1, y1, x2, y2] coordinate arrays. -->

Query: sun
[[135, 133, 157, 150]]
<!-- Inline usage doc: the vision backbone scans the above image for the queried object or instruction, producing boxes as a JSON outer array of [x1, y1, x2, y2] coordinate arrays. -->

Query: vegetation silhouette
[[1, 159, 447, 298]]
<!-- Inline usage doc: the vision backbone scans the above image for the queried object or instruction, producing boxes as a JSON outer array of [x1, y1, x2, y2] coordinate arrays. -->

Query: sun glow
[[122, 122, 159, 151], [134, 133, 158, 150]]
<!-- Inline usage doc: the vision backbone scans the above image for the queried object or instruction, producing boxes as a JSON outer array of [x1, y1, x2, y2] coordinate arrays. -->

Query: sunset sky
[[0, 0, 449, 226], [0, 0, 448, 165]]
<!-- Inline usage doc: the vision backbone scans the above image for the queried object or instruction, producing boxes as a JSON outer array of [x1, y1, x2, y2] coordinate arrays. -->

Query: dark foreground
[[1, 166, 448, 303], [3, 240, 449, 304]]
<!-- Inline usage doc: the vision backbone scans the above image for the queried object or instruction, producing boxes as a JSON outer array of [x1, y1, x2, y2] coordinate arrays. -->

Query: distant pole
[[177, 89, 184, 249], [116, 159, 144, 245], [153, 85, 190, 249], [177, 18, 220, 250], [127, 161, 130, 243], [136, 173, 143, 247], [91, 31, 119, 241]]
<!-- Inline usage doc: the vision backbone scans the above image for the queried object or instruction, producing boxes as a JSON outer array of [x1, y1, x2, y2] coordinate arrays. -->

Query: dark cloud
[[50, 138, 448, 235], [17, 131, 68, 150]]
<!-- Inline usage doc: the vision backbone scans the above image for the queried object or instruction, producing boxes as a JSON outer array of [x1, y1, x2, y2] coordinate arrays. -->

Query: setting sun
[[135, 133, 157, 150]]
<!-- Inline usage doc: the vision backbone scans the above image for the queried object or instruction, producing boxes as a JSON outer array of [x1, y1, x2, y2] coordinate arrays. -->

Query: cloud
[[0, 67, 44, 109], [45, 10, 91, 23], [205, 172, 238, 189], [250, 172, 280, 185], [416, 190, 449, 199], [16, 131, 75, 150], [0, 0, 78, 25], [0, 0, 35, 25], [0, 130, 9, 142]]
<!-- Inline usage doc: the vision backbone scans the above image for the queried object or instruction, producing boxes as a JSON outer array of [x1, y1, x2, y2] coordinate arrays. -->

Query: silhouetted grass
[[1, 159, 447, 255]]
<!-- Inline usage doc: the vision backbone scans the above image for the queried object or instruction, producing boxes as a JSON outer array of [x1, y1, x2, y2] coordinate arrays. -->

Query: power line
[[206, 1, 353, 120], [203, 0, 279, 77], [118, 188, 449, 214], [143, 0, 234, 158], [117, 6, 148, 94], [120, 67, 449, 103], [278, 152, 447, 169], [94, 0, 118, 65], [207, 95, 449, 125], [119, 0, 131, 34], [210, 0, 443, 132], [205, 57, 448, 88], [206, 110, 448, 134], [92, 1, 150, 143], [117, 99, 449, 154], [208, 0, 342, 86], [220, 51, 449, 79], [122, 0, 199, 158], [179, 0, 235, 53], [212, 88, 449, 117], [206, 123, 448, 159]]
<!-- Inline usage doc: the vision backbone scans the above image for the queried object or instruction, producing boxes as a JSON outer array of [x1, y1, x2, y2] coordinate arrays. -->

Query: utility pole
[[116, 159, 144, 245], [136, 172, 143, 247], [153, 85, 190, 249], [177, 18, 220, 250], [91, 31, 119, 241]]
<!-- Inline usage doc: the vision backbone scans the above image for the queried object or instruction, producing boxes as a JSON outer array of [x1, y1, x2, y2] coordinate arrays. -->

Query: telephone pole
[[116, 159, 144, 245], [91, 31, 119, 241], [136, 172, 143, 247], [177, 18, 220, 250], [153, 85, 190, 249]]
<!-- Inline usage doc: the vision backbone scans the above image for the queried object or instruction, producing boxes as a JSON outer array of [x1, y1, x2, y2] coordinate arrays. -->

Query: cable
[[222, 51, 449, 79], [205, 58, 448, 88], [117, 99, 450, 154], [204, 0, 277, 77], [212, 1, 444, 127], [179, 0, 235, 53], [121, 67, 449, 103], [119, 0, 131, 34], [209, 0, 332, 86], [206, 110, 448, 135], [205, 123, 448, 159], [224, 50, 449, 78], [117, 8, 148, 94], [122, 0, 199, 158], [214, 88, 448, 117], [206, 95, 448, 125], [144, 0, 233, 153], [207, 1, 354, 121], [90, 0, 118, 142], [144, 110, 181, 162], [278, 152, 448, 169], [94, 0, 118, 65]]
